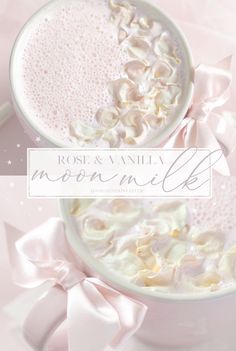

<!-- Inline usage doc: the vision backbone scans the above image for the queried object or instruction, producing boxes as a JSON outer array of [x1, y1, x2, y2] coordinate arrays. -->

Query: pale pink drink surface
[[16, 0, 184, 146], [18, 0, 130, 144]]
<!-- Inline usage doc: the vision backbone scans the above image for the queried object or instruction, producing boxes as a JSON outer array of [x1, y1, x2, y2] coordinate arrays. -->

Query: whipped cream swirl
[[72, 199, 236, 294], [70, 0, 183, 147]]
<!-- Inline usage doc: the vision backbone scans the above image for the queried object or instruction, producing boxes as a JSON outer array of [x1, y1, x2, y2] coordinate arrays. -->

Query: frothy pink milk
[[17, 0, 129, 145], [14, 0, 186, 147]]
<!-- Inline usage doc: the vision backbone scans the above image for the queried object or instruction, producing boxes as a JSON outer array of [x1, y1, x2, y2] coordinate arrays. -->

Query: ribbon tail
[[67, 282, 119, 351], [23, 286, 67, 351], [90, 278, 147, 349], [209, 112, 236, 156], [108, 294, 147, 348], [196, 122, 230, 176]]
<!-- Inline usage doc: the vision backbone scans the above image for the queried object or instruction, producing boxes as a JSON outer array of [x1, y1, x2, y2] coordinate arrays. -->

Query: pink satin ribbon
[[11, 218, 147, 351], [163, 56, 236, 175]]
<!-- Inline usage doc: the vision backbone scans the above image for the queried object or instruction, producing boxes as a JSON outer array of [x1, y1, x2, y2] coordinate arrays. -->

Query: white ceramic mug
[[9, 0, 194, 148], [59, 198, 236, 349]]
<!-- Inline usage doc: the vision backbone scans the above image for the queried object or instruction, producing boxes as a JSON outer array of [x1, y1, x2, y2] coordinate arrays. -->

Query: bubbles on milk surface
[[20, 0, 129, 144], [187, 174, 236, 233]]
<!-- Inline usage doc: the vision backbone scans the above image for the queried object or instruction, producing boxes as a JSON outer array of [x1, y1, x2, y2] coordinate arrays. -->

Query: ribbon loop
[[9, 218, 147, 351], [163, 56, 236, 176]]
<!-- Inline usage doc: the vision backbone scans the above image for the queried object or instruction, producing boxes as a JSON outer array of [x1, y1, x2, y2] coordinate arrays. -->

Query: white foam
[[72, 175, 236, 294], [18, 0, 129, 144]]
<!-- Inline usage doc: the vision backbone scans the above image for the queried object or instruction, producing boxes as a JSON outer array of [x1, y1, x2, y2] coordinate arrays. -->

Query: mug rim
[[60, 198, 236, 303], [9, 0, 194, 148]]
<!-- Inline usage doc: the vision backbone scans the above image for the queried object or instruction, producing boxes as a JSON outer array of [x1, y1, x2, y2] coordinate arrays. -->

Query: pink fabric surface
[[9, 218, 146, 351], [0, 0, 236, 174], [0, 176, 57, 350], [0, 1, 236, 349]]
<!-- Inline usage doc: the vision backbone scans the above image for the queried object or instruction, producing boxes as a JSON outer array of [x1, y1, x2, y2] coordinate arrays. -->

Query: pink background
[[1, 0, 236, 350]]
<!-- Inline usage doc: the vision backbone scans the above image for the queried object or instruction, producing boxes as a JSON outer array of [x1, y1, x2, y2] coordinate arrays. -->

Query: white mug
[[9, 0, 194, 148], [60, 198, 236, 349]]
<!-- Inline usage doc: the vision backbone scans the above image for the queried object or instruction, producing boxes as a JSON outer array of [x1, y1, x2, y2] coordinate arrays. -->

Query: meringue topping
[[69, 0, 183, 147], [72, 198, 236, 294]]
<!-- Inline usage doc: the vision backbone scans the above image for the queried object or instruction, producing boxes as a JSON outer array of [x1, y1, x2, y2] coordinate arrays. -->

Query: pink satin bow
[[11, 218, 147, 351], [164, 56, 236, 175]]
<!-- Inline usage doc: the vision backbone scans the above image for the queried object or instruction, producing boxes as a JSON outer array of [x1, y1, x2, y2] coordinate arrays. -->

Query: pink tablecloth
[[1, 1, 236, 350]]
